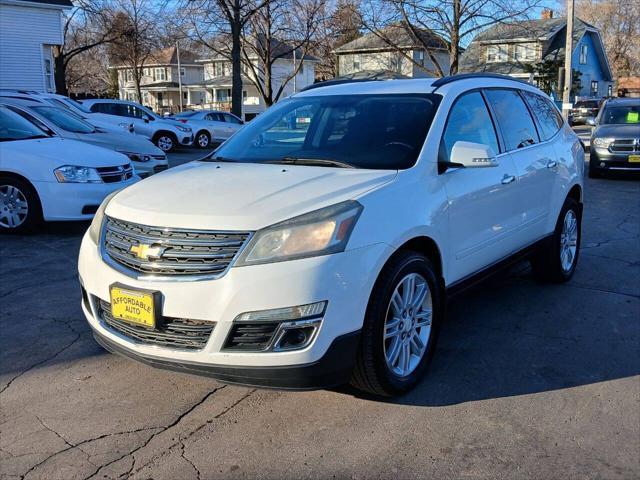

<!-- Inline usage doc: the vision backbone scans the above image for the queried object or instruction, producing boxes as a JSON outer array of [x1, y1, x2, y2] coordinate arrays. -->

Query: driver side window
[[439, 91, 499, 163]]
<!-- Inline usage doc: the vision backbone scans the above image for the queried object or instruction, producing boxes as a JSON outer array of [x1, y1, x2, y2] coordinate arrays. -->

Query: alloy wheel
[[157, 136, 174, 151], [0, 185, 28, 229], [560, 209, 578, 272], [383, 273, 433, 377], [197, 133, 209, 148]]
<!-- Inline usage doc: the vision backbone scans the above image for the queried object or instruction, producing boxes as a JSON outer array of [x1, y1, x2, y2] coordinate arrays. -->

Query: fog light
[[600, 162, 605, 167], [271, 318, 322, 352]]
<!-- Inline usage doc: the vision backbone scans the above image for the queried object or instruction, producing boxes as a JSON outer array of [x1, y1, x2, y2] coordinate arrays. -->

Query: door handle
[[546, 160, 558, 169], [501, 174, 516, 185]]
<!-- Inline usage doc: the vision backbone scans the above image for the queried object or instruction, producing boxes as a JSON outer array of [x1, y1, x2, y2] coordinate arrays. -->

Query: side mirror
[[142, 114, 151, 123], [586, 117, 596, 126], [449, 141, 498, 168]]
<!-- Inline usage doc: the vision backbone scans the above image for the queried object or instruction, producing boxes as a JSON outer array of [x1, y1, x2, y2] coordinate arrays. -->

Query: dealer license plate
[[629, 155, 640, 163], [109, 285, 156, 328]]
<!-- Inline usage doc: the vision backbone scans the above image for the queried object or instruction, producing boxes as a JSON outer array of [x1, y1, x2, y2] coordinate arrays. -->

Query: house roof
[[145, 46, 199, 66], [459, 17, 612, 80], [334, 24, 448, 53], [3, 0, 73, 7]]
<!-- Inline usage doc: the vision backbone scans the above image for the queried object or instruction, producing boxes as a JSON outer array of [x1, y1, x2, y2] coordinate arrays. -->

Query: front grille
[[610, 139, 640, 153], [103, 216, 251, 278], [224, 322, 280, 351], [96, 298, 214, 350], [97, 164, 134, 183]]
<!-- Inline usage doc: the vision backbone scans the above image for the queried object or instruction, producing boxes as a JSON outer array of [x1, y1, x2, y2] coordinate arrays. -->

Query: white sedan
[[0, 105, 138, 233], [173, 110, 244, 148]]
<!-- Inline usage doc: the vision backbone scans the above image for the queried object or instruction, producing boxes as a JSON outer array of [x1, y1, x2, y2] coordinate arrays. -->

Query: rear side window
[[521, 91, 563, 141], [439, 91, 499, 162], [91, 102, 117, 115], [205, 112, 224, 121], [484, 89, 539, 151], [223, 113, 242, 124]]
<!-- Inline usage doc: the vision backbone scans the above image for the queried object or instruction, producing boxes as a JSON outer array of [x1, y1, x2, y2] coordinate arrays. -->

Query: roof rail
[[300, 78, 383, 92], [431, 73, 529, 89]]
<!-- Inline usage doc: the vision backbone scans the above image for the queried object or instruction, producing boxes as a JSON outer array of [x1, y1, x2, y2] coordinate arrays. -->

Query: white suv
[[78, 74, 584, 396], [82, 99, 194, 152]]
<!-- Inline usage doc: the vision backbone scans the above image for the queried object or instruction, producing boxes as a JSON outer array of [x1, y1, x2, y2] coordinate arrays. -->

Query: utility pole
[[562, 0, 574, 119], [293, 47, 297, 93], [176, 41, 184, 113]]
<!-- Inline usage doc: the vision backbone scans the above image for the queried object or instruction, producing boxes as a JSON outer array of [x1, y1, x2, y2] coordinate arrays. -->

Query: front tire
[[531, 197, 581, 282], [153, 132, 177, 152], [351, 251, 442, 397], [195, 130, 211, 149], [0, 176, 41, 234]]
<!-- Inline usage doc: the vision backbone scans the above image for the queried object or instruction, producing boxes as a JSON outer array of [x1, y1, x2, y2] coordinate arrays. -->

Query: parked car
[[569, 99, 602, 125], [78, 74, 584, 396], [82, 99, 194, 152], [0, 90, 135, 134], [2, 99, 168, 178], [173, 110, 244, 148], [0, 105, 137, 233], [589, 97, 640, 177]]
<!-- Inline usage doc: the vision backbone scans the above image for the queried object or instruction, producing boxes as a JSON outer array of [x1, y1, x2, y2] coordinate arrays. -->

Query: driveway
[[0, 170, 638, 479]]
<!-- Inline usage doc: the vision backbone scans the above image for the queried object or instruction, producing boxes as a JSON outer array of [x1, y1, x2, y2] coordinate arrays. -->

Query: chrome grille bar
[[102, 216, 251, 279]]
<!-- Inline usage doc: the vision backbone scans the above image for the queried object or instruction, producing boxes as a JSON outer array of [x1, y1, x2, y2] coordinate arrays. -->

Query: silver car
[[173, 110, 244, 148], [2, 99, 168, 178]]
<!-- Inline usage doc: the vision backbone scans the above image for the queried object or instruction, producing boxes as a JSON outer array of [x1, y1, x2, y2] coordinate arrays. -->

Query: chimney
[[541, 8, 553, 20]]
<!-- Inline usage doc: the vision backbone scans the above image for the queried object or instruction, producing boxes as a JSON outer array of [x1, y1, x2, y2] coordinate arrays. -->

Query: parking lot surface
[[1, 165, 638, 479]]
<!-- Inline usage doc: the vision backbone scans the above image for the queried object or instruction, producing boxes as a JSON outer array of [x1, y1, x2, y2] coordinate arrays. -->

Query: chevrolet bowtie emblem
[[130, 243, 164, 260]]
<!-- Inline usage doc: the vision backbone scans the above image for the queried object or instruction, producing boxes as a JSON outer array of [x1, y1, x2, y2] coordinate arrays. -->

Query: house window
[[607, 84, 612, 97], [487, 45, 509, 62], [143, 68, 149, 76], [180, 67, 185, 76], [591, 80, 599, 96], [414, 50, 424, 65], [214, 62, 225, 76], [579, 44, 588, 64], [43, 57, 54, 91], [216, 89, 231, 102], [352, 55, 361, 71], [154, 68, 166, 81], [126, 69, 133, 82], [183, 91, 188, 100], [514, 43, 537, 62]]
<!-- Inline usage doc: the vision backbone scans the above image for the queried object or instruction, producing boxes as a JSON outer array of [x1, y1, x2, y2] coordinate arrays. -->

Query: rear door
[[222, 113, 243, 137], [484, 88, 556, 243], [440, 90, 523, 282], [204, 112, 226, 140]]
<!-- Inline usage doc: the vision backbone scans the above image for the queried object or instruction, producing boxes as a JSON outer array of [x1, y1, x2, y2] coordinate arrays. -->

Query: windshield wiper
[[200, 155, 236, 163], [266, 157, 356, 169]]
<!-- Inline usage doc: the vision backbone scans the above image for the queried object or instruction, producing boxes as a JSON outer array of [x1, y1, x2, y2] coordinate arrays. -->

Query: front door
[[439, 91, 523, 282]]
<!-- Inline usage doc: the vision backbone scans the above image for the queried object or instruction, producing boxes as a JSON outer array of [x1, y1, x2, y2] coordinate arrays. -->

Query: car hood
[[82, 132, 164, 156], [593, 124, 640, 138], [1, 137, 130, 167], [106, 161, 397, 230]]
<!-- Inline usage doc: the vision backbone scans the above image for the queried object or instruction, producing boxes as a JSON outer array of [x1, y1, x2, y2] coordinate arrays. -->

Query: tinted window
[[601, 105, 640, 125], [0, 106, 50, 141], [223, 113, 242, 124], [205, 112, 224, 121], [575, 101, 599, 108], [210, 94, 439, 170], [91, 102, 117, 115], [440, 91, 499, 162], [484, 89, 539, 151], [521, 91, 563, 141]]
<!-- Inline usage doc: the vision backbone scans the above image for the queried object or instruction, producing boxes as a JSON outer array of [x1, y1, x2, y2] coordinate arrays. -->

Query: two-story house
[[459, 11, 613, 99], [114, 46, 204, 113], [0, 0, 72, 92], [334, 24, 450, 79]]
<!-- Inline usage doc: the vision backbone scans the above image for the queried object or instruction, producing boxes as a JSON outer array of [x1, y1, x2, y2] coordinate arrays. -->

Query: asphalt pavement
[[0, 155, 638, 479]]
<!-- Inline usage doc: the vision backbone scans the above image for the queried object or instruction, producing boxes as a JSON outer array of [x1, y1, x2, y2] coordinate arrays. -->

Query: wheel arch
[[567, 183, 583, 204], [0, 170, 44, 219], [152, 130, 178, 142]]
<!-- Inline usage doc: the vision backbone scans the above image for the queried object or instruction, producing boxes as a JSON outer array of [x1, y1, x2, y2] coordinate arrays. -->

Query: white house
[[0, 0, 72, 92]]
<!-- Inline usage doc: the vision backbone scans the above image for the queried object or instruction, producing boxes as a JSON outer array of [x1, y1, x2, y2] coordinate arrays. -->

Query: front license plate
[[629, 155, 640, 163], [110, 285, 157, 328]]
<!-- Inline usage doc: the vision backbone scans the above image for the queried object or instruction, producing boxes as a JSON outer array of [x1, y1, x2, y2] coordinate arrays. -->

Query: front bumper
[[179, 134, 194, 146], [34, 178, 138, 221], [78, 232, 392, 388], [590, 148, 640, 171]]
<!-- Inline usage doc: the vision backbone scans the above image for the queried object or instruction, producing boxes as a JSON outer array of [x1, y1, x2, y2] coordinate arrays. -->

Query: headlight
[[120, 152, 151, 162], [54, 165, 102, 183], [592, 137, 615, 147], [236, 200, 363, 266], [88, 190, 119, 244], [176, 125, 191, 133]]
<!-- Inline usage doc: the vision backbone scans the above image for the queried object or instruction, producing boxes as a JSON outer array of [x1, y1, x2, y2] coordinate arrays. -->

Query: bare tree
[[181, 0, 271, 117], [53, 0, 121, 95], [360, 0, 543, 76], [241, 0, 324, 106], [107, 0, 163, 102]]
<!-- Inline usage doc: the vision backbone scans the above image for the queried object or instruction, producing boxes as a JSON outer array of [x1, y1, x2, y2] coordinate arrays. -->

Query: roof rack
[[431, 72, 529, 89], [300, 78, 384, 92]]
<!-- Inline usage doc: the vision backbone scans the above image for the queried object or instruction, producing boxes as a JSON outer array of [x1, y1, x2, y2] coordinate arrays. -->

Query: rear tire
[[531, 197, 581, 283], [0, 176, 42, 234], [351, 251, 443, 397]]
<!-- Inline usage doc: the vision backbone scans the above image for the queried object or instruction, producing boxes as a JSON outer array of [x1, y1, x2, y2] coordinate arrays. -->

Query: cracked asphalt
[[1, 167, 639, 479]]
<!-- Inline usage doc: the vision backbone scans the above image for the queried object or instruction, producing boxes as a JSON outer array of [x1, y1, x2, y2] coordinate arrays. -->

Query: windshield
[[32, 106, 96, 133], [575, 101, 599, 109], [208, 94, 440, 170], [601, 105, 640, 125], [0, 106, 50, 141]]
